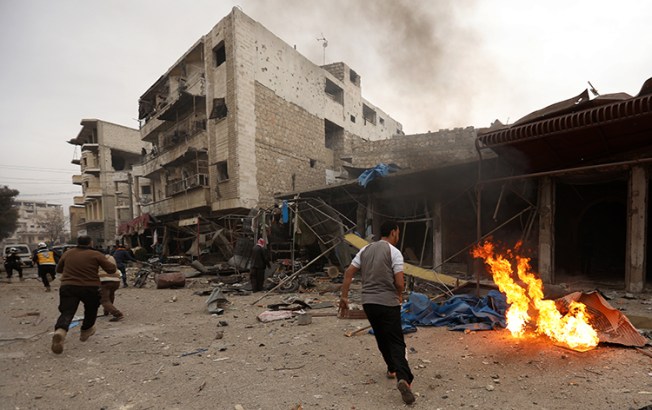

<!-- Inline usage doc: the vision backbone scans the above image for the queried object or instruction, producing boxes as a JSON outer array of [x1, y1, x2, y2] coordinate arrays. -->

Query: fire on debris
[[473, 240, 599, 352]]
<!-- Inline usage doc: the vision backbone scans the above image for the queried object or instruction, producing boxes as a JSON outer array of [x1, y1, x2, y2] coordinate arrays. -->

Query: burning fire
[[473, 240, 599, 352]]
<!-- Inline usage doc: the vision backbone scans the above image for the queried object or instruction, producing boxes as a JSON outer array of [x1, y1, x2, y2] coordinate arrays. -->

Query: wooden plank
[[343, 233, 464, 287]]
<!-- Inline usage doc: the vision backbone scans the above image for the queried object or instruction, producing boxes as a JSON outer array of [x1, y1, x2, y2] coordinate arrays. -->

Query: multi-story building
[[68, 119, 143, 248], [68, 205, 85, 240], [5, 200, 65, 245], [137, 7, 402, 222]]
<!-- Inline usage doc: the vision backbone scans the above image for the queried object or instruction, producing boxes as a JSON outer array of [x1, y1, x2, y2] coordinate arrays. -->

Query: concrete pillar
[[432, 200, 443, 271], [538, 177, 555, 283], [356, 200, 366, 237], [626, 166, 648, 293]]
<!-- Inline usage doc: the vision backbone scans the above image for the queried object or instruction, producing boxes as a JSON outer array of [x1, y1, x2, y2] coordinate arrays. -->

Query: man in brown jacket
[[51, 235, 117, 354]]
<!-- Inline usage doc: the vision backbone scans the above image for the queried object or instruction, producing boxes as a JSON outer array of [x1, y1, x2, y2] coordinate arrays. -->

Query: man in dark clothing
[[339, 221, 415, 405], [250, 238, 270, 292], [4, 248, 23, 282], [32, 242, 58, 292], [51, 235, 117, 354], [112, 243, 137, 287]]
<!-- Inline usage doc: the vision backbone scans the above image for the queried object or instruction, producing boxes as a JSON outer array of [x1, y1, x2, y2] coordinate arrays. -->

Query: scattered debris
[[179, 348, 208, 357], [257, 310, 293, 322], [296, 312, 312, 325], [206, 288, 229, 314], [345, 325, 372, 337]]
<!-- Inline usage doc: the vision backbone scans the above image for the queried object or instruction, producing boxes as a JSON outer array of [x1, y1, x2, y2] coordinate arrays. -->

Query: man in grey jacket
[[339, 221, 415, 405]]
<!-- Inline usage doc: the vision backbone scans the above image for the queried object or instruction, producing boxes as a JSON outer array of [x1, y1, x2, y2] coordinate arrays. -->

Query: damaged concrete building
[[69, 119, 144, 248], [136, 6, 402, 232], [284, 78, 652, 293]]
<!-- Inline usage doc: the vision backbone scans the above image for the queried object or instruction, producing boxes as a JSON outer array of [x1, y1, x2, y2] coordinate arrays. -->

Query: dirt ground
[[1, 267, 652, 410]]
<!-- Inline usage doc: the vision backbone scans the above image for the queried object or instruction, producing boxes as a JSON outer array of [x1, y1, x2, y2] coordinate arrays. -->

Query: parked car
[[2, 244, 33, 268], [51, 244, 76, 259]]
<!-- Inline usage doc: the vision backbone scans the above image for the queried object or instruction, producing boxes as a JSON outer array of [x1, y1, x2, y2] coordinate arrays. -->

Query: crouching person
[[51, 235, 117, 354], [99, 253, 124, 322]]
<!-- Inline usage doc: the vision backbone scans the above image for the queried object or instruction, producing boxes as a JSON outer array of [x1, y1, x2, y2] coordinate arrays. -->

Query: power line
[[17, 191, 79, 196], [0, 165, 77, 174], [4, 182, 72, 185], [2, 177, 73, 182]]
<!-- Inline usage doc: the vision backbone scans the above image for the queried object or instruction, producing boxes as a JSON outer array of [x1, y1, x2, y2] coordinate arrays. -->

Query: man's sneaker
[[386, 371, 397, 379], [397, 379, 415, 405], [109, 315, 124, 322], [79, 325, 96, 342], [51, 328, 67, 354]]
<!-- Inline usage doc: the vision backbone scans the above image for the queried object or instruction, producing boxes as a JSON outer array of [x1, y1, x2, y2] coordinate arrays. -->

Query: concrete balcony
[[140, 130, 207, 177], [141, 117, 166, 143], [142, 187, 210, 217], [81, 142, 99, 151], [73, 196, 85, 206], [72, 175, 83, 185], [82, 166, 101, 174], [166, 173, 209, 197], [84, 187, 103, 198]]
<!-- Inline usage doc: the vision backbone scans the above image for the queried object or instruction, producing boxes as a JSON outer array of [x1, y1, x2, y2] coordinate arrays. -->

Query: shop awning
[[118, 213, 153, 235], [477, 77, 652, 173]]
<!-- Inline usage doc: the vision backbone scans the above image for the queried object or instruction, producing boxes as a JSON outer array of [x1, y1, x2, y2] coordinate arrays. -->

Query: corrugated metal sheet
[[477, 78, 652, 173]]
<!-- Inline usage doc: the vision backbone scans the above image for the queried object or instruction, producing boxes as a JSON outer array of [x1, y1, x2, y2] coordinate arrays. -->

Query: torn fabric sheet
[[401, 291, 507, 332]]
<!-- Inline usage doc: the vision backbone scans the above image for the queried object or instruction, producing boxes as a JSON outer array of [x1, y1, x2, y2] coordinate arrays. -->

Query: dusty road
[[1, 268, 652, 410]]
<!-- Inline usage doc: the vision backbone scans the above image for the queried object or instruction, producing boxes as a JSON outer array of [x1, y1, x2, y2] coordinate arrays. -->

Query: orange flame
[[473, 241, 599, 352]]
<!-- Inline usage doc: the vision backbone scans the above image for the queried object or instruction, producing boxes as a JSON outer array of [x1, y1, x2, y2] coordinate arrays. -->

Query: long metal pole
[[250, 240, 341, 305], [478, 157, 652, 186]]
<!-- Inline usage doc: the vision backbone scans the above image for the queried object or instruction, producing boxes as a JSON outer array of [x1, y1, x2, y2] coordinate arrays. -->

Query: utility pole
[[127, 173, 134, 219]]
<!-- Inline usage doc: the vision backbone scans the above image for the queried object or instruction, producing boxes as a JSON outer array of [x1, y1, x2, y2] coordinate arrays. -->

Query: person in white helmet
[[3, 248, 23, 282], [32, 242, 58, 292]]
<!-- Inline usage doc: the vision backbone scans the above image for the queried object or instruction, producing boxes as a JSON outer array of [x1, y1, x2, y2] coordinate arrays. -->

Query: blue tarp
[[400, 291, 508, 333], [357, 163, 399, 188]]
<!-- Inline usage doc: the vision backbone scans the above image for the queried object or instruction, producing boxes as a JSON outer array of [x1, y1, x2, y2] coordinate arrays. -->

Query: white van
[[3, 244, 33, 267]]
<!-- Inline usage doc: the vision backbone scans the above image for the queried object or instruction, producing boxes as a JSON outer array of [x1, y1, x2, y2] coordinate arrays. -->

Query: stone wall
[[349, 127, 478, 171], [255, 82, 330, 207]]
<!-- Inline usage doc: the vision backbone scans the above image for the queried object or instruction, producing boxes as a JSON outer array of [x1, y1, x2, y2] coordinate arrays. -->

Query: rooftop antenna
[[316, 34, 328, 65], [588, 81, 600, 97]]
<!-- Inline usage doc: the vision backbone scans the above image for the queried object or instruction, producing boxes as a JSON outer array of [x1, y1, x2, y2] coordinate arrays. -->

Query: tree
[[38, 208, 68, 245], [0, 186, 19, 242]]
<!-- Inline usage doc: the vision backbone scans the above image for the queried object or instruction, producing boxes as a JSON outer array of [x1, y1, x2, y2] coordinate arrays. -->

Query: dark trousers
[[100, 281, 122, 317], [250, 268, 265, 292], [4, 264, 22, 279], [37, 265, 56, 288], [117, 265, 127, 285], [55, 285, 101, 332], [363, 303, 414, 384]]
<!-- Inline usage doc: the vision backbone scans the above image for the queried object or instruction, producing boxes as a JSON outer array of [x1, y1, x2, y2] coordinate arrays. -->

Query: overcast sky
[[1, 0, 650, 215]]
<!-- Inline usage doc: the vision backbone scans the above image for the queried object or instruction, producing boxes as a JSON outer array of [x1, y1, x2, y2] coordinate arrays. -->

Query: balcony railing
[[166, 173, 209, 196], [72, 175, 82, 185]]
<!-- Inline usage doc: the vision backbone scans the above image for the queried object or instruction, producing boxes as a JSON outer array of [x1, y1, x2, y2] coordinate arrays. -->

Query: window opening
[[210, 98, 228, 120], [216, 161, 229, 182], [363, 104, 376, 125], [324, 119, 344, 150], [213, 42, 226, 67], [324, 78, 343, 105]]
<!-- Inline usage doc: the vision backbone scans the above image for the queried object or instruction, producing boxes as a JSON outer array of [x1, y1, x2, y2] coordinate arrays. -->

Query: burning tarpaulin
[[556, 291, 648, 347], [473, 240, 649, 351]]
